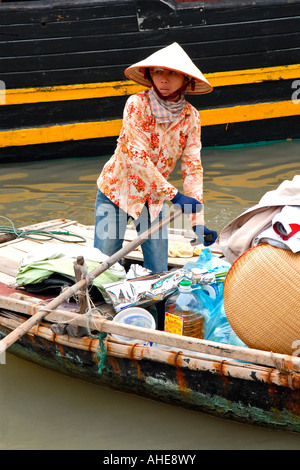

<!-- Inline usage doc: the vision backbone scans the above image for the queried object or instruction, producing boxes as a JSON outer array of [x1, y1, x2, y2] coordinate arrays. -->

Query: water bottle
[[164, 279, 205, 339]]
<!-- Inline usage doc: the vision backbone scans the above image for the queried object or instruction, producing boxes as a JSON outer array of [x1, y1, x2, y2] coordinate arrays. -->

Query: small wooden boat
[[0, 218, 300, 433], [0, 0, 300, 163]]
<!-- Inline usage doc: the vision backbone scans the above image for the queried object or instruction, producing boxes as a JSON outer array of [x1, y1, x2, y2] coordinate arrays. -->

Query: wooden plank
[[62, 223, 94, 241], [0, 220, 89, 255], [0, 219, 77, 248], [0, 273, 16, 285], [0, 218, 71, 236], [138, 0, 300, 30], [0, 0, 136, 25], [19, 218, 74, 231], [2, 31, 300, 75], [0, 238, 43, 251], [0, 245, 31, 262], [0, 256, 19, 277], [204, 1, 300, 25], [1, 15, 300, 59], [0, 15, 138, 42]]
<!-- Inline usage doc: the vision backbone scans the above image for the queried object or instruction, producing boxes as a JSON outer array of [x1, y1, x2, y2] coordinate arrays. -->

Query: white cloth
[[255, 205, 300, 252], [216, 175, 300, 263]]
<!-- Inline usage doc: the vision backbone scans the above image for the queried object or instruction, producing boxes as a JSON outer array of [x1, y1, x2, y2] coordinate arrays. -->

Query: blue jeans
[[94, 190, 168, 273]]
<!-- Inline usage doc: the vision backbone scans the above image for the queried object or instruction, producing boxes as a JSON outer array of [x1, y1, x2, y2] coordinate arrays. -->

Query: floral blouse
[[97, 90, 204, 226]]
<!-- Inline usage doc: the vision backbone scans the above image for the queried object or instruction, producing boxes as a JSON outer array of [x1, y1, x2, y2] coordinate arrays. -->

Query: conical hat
[[124, 42, 213, 95], [223, 243, 300, 355]]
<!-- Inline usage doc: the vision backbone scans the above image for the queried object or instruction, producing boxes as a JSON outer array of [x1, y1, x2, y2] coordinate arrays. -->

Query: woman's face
[[150, 68, 186, 101]]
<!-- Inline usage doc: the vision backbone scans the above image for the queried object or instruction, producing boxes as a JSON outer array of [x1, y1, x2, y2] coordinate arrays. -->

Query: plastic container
[[112, 307, 156, 344], [164, 280, 205, 339]]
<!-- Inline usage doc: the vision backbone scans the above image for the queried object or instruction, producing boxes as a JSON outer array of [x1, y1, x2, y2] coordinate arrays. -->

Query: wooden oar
[[0, 207, 182, 355]]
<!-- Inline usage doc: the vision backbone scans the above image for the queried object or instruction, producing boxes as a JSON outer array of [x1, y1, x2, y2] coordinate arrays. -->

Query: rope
[[0, 216, 86, 243], [96, 331, 108, 374], [85, 294, 113, 374], [48, 282, 112, 374]]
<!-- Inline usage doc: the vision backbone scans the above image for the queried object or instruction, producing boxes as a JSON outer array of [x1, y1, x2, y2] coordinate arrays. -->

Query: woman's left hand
[[193, 225, 217, 246]]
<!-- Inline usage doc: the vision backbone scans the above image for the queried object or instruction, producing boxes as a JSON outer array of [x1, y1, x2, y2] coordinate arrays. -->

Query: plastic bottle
[[164, 279, 205, 339]]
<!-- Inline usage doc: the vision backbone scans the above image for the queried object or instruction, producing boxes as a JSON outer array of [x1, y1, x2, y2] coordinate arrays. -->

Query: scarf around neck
[[148, 87, 186, 124]]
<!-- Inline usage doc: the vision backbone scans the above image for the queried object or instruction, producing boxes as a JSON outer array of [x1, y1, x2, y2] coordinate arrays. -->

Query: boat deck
[[0, 218, 220, 287]]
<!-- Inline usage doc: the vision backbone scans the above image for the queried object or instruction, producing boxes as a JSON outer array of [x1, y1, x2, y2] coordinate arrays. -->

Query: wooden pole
[[73, 255, 88, 314], [0, 208, 182, 355]]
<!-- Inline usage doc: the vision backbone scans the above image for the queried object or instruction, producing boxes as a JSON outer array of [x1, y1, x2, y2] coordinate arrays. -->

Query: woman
[[94, 42, 217, 273]]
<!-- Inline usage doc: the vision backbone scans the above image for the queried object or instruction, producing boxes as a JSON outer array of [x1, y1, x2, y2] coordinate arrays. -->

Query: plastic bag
[[102, 268, 192, 312], [203, 297, 246, 346], [184, 249, 246, 347], [184, 248, 230, 301]]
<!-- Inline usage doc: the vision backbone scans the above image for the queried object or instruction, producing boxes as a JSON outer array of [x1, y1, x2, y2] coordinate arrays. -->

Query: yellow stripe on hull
[[207, 63, 300, 87], [201, 100, 300, 126], [4, 82, 145, 106], [1, 100, 299, 148], [2, 64, 300, 106]]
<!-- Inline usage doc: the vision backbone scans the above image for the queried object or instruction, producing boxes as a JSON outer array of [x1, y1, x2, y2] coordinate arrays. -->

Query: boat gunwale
[[1, 291, 300, 379], [1, 311, 300, 391]]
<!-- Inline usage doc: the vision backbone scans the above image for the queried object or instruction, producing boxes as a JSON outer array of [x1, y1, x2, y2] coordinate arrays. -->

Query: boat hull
[[1, 0, 300, 162], [1, 321, 300, 433]]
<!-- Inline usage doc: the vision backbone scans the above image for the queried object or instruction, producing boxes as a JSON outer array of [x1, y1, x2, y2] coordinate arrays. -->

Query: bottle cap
[[179, 279, 191, 287]]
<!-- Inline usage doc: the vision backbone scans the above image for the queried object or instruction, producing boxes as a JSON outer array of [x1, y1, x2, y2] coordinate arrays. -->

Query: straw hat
[[124, 42, 213, 95], [223, 243, 300, 355]]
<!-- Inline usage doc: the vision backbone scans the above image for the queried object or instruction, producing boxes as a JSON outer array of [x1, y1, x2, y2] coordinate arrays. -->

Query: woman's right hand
[[171, 191, 202, 214]]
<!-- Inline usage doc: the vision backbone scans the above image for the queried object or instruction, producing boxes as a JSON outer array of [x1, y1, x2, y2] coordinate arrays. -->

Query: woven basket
[[224, 243, 300, 355]]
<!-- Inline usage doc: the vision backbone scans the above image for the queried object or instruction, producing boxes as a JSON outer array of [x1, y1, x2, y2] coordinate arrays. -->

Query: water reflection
[[202, 141, 300, 226]]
